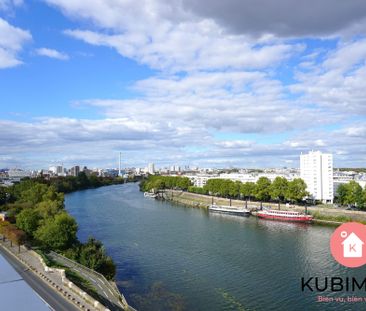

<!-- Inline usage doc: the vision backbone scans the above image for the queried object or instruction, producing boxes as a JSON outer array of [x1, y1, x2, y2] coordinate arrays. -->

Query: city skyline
[[1, 1, 366, 169]]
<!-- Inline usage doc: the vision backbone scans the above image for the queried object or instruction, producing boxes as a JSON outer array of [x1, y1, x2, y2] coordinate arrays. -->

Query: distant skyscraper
[[70, 166, 80, 177], [49, 165, 63, 176], [57, 165, 63, 175], [300, 151, 334, 203], [148, 163, 155, 174]]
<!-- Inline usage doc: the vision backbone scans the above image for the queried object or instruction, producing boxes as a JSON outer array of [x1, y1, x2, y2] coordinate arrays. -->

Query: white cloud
[[0, 17, 31, 68], [64, 28, 297, 73], [42, 1, 298, 72], [35, 47, 69, 60], [0, 0, 23, 11], [80, 69, 336, 136], [291, 39, 366, 115], [1, 115, 365, 168]]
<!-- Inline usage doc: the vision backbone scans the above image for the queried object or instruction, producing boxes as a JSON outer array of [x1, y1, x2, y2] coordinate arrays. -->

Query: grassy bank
[[162, 190, 366, 225]]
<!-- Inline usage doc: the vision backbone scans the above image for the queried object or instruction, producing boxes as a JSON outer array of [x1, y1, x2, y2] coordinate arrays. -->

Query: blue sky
[[1, 1, 154, 120], [1, 0, 366, 169]]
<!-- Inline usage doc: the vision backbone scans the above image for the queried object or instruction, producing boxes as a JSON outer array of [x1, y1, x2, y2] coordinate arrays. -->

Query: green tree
[[0, 187, 7, 205], [255, 177, 272, 202], [228, 181, 241, 198], [335, 183, 348, 205], [89, 175, 102, 188], [240, 182, 256, 201], [79, 237, 116, 280], [98, 256, 116, 280], [270, 177, 288, 203], [42, 186, 64, 205], [287, 178, 308, 203], [344, 181, 365, 208], [35, 212, 78, 250], [176, 177, 192, 191], [19, 183, 49, 205], [204, 179, 221, 195], [11, 179, 36, 201], [76, 172, 90, 189], [79, 237, 105, 270], [16, 209, 41, 237], [35, 200, 64, 220], [153, 179, 166, 191]]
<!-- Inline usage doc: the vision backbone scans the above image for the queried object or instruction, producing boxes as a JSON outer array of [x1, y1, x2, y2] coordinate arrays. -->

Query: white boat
[[144, 192, 157, 198], [208, 204, 250, 217]]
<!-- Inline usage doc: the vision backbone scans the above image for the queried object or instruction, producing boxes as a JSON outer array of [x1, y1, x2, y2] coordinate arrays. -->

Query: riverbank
[[161, 189, 366, 225]]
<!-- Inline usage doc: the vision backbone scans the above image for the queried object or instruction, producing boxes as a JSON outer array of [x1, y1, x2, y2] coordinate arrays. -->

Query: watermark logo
[[330, 222, 366, 268]]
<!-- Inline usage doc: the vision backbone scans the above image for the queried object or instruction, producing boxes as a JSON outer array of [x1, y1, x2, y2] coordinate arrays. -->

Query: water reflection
[[256, 218, 312, 232], [207, 212, 251, 223], [131, 282, 185, 311]]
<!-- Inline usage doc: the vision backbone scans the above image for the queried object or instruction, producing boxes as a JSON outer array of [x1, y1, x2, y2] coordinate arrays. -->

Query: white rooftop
[[0, 254, 51, 311]]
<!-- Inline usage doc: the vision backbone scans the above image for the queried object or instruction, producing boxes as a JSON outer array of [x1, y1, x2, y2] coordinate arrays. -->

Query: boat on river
[[144, 192, 157, 198], [257, 209, 313, 223], [208, 204, 250, 217]]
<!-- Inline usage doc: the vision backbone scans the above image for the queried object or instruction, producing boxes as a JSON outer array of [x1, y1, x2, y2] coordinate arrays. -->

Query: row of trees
[[197, 177, 309, 203], [141, 175, 192, 192], [0, 179, 116, 280], [46, 172, 126, 193], [2, 173, 132, 206], [141, 175, 309, 204], [336, 181, 366, 208]]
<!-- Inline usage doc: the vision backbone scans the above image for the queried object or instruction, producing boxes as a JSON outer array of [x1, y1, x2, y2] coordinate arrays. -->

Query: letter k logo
[[330, 223, 366, 268]]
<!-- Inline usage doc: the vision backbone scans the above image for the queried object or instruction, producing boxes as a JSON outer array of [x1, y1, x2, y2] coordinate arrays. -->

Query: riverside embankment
[[161, 189, 366, 225]]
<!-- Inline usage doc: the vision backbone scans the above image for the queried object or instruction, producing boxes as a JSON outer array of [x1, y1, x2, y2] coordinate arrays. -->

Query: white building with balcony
[[300, 151, 334, 203]]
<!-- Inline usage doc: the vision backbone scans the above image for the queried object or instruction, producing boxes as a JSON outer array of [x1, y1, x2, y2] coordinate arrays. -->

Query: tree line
[[0, 179, 116, 280], [140, 175, 192, 192], [37, 171, 126, 193], [0, 172, 127, 205], [141, 175, 309, 204], [336, 181, 366, 209]]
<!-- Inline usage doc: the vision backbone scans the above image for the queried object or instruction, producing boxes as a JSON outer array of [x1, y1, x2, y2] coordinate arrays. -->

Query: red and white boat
[[257, 209, 313, 223]]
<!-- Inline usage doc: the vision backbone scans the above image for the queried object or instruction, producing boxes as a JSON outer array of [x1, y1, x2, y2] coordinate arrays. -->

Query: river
[[65, 183, 366, 311]]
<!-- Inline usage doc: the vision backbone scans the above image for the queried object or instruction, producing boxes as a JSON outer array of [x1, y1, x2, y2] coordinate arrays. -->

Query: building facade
[[300, 151, 334, 203], [186, 174, 218, 187], [147, 163, 155, 174], [70, 166, 80, 177]]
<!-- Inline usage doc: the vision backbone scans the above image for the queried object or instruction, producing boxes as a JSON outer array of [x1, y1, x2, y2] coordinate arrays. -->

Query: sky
[[1, 0, 366, 169]]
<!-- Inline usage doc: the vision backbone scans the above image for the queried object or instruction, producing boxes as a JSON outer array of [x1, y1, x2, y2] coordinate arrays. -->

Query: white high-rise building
[[49, 165, 64, 176], [147, 163, 155, 174], [118, 152, 122, 177], [300, 151, 334, 203]]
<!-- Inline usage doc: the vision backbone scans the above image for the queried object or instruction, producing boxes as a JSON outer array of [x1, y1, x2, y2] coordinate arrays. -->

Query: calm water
[[65, 183, 366, 311]]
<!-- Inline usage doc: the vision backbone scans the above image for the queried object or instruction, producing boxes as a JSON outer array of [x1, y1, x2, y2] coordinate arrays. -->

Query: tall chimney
[[119, 152, 122, 177]]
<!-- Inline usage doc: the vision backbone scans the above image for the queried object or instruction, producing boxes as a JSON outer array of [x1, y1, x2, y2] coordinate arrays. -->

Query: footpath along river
[[65, 183, 366, 311]]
